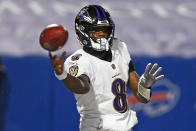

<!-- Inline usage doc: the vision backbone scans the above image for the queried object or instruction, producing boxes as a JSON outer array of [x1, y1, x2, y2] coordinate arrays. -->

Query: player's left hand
[[137, 63, 164, 102], [139, 63, 164, 88]]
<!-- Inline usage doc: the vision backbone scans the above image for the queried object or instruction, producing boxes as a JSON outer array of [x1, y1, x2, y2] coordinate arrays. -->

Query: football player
[[49, 5, 164, 131]]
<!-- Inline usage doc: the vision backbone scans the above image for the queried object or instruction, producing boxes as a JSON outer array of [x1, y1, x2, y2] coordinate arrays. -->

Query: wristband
[[138, 84, 151, 101], [54, 70, 68, 80]]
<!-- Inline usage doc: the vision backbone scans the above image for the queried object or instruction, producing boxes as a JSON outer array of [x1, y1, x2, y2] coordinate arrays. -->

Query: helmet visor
[[86, 25, 114, 40]]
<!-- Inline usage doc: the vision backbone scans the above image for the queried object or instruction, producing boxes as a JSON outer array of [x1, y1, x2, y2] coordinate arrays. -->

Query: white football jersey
[[64, 38, 138, 131]]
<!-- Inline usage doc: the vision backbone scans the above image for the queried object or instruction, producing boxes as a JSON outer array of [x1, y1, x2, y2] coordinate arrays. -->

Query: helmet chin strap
[[90, 38, 110, 51]]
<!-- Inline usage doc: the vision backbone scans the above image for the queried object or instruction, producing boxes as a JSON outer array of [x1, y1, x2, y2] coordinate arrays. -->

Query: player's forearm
[[61, 74, 90, 94], [128, 71, 148, 103]]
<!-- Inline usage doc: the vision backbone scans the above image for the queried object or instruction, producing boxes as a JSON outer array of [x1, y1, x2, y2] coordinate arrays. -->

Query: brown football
[[39, 24, 68, 51]]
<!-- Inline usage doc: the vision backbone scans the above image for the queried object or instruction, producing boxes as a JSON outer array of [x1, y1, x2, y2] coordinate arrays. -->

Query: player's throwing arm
[[49, 51, 90, 94]]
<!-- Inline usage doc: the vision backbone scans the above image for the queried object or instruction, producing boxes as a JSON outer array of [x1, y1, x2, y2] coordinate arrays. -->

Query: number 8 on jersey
[[112, 78, 128, 113]]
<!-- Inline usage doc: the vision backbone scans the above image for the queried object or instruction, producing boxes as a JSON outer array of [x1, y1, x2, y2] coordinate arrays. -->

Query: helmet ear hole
[[83, 40, 88, 45], [79, 25, 85, 31]]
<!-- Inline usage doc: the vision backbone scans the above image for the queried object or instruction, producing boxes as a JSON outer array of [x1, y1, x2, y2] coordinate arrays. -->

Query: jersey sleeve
[[115, 38, 132, 65], [114, 38, 135, 72], [64, 51, 92, 79], [120, 41, 136, 72], [121, 41, 131, 63]]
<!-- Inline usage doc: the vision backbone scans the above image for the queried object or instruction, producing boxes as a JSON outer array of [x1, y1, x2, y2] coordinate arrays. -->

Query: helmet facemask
[[88, 26, 114, 51]]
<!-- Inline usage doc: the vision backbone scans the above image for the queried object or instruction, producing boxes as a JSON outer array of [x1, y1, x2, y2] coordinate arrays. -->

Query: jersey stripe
[[92, 5, 102, 21], [98, 6, 107, 20]]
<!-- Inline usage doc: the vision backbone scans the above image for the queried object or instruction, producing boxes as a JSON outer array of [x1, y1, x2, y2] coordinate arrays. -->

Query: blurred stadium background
[[0, 0, 196, 131]]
